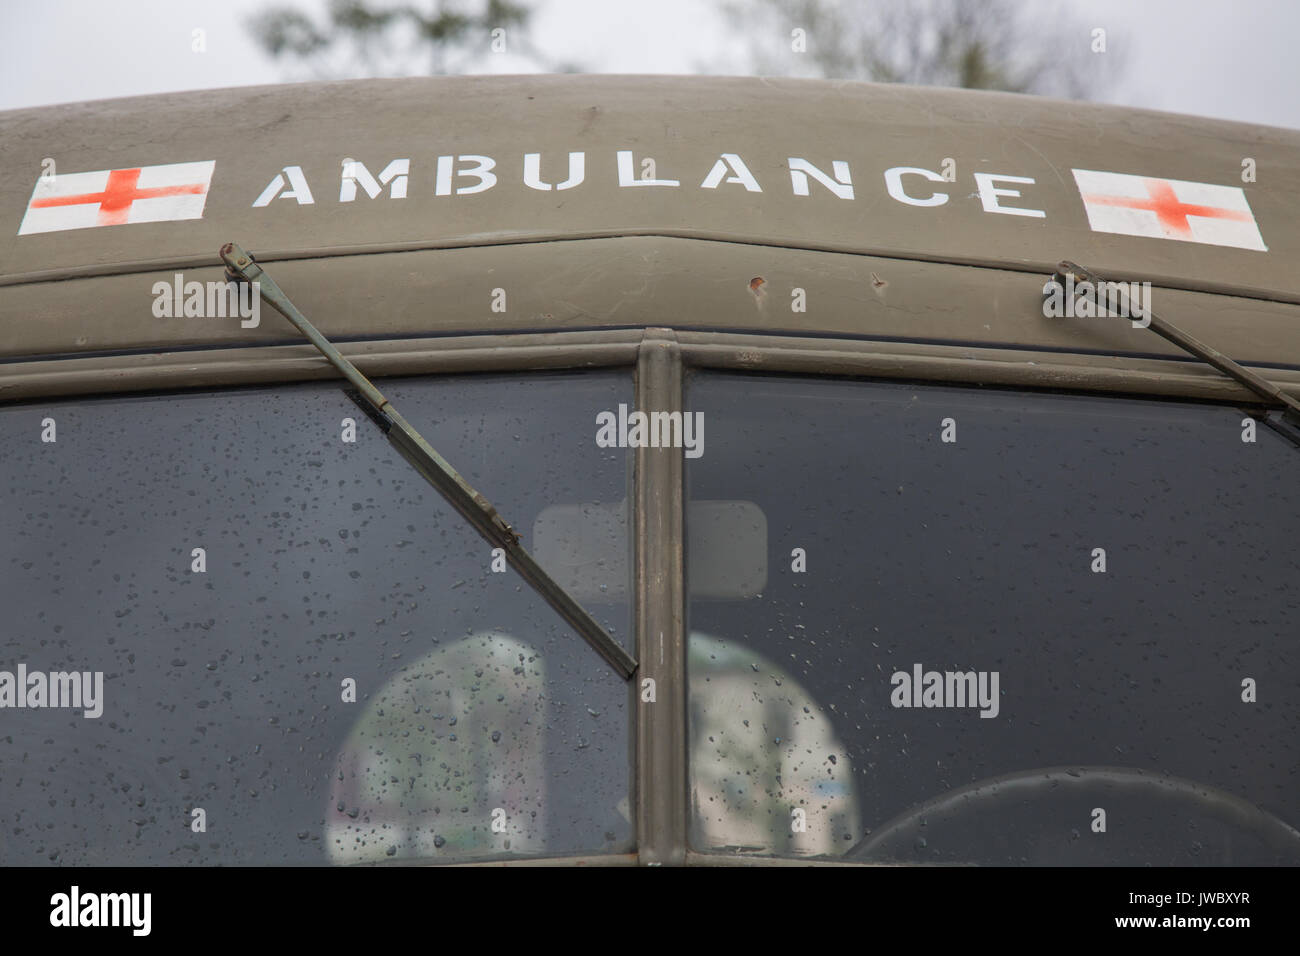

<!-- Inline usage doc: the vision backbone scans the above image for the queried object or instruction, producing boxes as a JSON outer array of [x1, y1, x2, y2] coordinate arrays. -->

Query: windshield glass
[[685, 372, 1300, 864], [0, 371, 632, 865]]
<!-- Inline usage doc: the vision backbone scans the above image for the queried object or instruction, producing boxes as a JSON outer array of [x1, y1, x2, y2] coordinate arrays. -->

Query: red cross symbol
[[1081, 178, 1252, 238], [29, 167, 209, 226]]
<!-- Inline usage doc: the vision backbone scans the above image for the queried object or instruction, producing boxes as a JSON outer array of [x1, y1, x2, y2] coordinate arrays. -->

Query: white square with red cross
[[18, 161, 215, 235], [1071, 169, 1266, 251]]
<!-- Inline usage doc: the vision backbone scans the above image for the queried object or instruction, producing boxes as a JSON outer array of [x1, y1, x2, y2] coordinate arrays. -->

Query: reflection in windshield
[[328, 632, 548, 863], [690, 632, 861, 856], [849, 766, 1300, 865]]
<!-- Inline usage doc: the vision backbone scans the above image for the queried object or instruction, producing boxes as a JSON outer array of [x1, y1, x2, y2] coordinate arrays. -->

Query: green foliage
[[249, 0, 544, 77], [720, 0, 1124, 100]]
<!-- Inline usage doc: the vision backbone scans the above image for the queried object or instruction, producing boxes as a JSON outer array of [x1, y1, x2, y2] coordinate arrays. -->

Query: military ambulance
[[1, 76, 1297, 866]]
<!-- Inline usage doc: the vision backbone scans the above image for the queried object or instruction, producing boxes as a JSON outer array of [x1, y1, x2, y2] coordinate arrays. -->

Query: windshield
[[0, 371, 632, 865], [685, 372, 1300, 864]]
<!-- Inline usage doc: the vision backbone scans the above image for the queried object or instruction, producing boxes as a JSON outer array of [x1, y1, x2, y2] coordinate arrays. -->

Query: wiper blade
[[220, 242, 637, 680], [1053, 260, 1300, 446]]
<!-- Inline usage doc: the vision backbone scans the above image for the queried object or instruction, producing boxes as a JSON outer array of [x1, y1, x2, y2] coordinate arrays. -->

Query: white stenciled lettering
[[252, 165, 315, 206], [340, 158, 410, 201], [788, 157, 853, 199], [973, 172, 1044, 218], [700, 153, 762, 192], [435, 155, 497, 196], [616, 150, 679, 187], [884, 166, 949, 206], [523, 151, 585, 191]]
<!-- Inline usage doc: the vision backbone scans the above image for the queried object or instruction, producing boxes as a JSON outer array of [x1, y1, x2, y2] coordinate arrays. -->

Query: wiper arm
[[1053, 260, 1300, 445], [220, 242, 637, 680]]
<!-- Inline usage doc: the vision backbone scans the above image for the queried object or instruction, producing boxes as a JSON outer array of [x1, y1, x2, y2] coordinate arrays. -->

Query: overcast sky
[[2, 0, 1297, 130]]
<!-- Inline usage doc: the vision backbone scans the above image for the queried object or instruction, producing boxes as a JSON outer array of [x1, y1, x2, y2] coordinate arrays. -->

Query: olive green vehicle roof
[[1, 74, 1298, 372]]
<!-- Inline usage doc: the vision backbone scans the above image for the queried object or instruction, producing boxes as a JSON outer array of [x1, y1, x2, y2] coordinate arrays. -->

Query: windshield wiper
[[219, 242, 637, 680], [1052, 260, 1300, 447]]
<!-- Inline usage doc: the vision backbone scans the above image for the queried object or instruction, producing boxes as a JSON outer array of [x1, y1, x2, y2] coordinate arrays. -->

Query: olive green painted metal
[[0, 331, 643, 401], [3, 76, 1299, 377], [3, 76, 1298, 299], [633, 330, 688, 866], [1055, 259, 1300, 424], [4, 328, 1300, 406], [219, 241, 637, 680], [6, 240, 1298, 386]]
